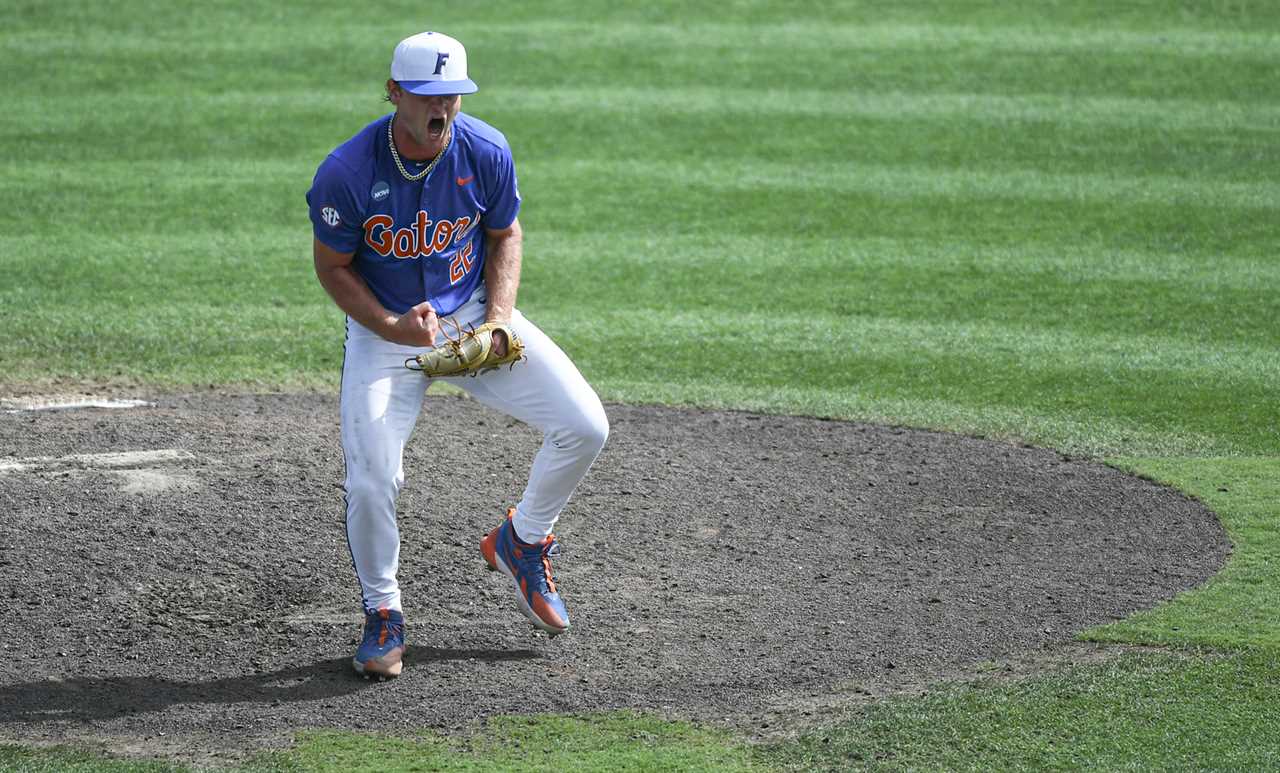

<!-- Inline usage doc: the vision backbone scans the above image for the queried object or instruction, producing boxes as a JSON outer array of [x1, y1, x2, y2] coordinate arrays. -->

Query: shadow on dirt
[[0, 648, 539, 724]]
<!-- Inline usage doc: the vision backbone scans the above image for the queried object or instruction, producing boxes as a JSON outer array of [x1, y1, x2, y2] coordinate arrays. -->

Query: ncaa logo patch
[[371, 181, 391, 202], [321, 206, 341, 227]]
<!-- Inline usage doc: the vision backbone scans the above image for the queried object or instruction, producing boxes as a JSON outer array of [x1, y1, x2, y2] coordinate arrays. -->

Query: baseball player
[[306, 31, 609, 679]]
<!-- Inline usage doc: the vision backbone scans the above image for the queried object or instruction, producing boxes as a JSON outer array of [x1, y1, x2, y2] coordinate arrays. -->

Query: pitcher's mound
[[0, 392, 1228, 758]]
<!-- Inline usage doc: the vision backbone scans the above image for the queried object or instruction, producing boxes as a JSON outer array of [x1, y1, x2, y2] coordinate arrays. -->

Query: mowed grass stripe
[[539, 309, 1277, 456], [6, 231, 1277, 373], [7, 88, 1280, 131], [5, 222, 1277, 357], [495, 20, 1280, 58], [535, 159, 1280, 211], [6, 19, 1278, 59], [523, 179, 1275, 258], [7, 88, 1278, 139], [566, 308, 1280, 386], [6, 18, 1277, 102], [5, 224, 1277, 355], [8, 157, 1275, 207], [530, 232, 1280, 287], [6, 53, 1272, 105], [3, 159, 1275, 244], [6, 105, 1272, 188], [8, 282, 1271, 389], [492, 87, 1280, 132], [521, 235, 1279, 348], [7, 0, 1275, 34], [5, 238, 1277, 367], [7, 230, 1277, 288], [0, 304, 343, 386]]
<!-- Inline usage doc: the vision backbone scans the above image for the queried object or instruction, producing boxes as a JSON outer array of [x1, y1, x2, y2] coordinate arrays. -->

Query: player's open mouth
[[428, 117, 446, 138]]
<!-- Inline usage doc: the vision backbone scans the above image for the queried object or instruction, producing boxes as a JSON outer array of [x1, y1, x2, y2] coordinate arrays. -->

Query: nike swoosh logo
[[456, 175, 474, 186]]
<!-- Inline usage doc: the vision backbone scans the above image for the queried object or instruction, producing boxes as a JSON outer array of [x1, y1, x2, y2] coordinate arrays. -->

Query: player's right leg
[[340, 317, 429, 677]]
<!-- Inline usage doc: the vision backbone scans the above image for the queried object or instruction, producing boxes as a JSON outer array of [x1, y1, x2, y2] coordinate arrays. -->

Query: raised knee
[[555, 409, 608, 455], [582, 411, 609, 452]]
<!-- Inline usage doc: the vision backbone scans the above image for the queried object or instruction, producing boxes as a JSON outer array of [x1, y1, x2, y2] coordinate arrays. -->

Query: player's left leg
[[453, 309, 608, 633], [455, 309, 609, 541]]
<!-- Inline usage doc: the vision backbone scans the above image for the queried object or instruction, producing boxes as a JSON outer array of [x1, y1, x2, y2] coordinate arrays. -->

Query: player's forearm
[[315, 262, 399, 336], [483, 223, 522, 323]]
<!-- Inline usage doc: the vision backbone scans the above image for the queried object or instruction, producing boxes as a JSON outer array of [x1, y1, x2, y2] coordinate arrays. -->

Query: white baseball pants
[[339, 289, 609, 613]]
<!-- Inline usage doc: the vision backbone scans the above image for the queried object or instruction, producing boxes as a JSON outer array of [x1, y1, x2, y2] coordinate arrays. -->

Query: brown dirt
[[0, 392, 1229, 762]]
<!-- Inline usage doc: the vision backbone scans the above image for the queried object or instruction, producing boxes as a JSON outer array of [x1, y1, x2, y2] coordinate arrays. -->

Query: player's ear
[[386, 79, 400, 104]]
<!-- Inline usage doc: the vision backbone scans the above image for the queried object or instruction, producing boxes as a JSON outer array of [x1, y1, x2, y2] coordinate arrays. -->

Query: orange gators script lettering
[[363, 211, 473, 260]]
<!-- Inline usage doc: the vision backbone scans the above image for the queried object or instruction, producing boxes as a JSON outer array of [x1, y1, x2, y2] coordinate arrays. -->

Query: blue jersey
[[307, 112, 521, 317]]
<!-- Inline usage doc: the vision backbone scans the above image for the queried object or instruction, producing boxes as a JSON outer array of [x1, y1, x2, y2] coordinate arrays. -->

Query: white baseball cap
[[390, 31, 478, 96]]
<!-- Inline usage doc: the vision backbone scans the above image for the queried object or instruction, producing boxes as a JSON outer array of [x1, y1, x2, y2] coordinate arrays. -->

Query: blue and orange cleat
[[480, 509, 570, 635], [353, 607, 405, 680]]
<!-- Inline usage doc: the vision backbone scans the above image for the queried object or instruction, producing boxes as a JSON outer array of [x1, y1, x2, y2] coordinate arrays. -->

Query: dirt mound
[[0, 392, 1228, 759]]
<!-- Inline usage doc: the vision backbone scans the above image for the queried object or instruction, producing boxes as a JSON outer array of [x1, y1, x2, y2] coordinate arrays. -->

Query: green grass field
[[2, 0, 1278, 769]]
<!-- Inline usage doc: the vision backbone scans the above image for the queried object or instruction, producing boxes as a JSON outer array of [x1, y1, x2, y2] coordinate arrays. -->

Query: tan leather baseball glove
[[405, 319, 525, 377]]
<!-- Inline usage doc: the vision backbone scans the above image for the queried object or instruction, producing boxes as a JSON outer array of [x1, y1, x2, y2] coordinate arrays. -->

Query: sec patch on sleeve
[[321, 206, 341, 227]]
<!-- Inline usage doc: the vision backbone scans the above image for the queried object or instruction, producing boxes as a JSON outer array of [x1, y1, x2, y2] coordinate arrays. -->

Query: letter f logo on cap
[[391, 31, 478, 95]]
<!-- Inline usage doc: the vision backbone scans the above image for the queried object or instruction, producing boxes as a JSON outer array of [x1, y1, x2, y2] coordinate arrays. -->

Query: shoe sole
[[352, 652, 404, 680], [487, 550, 569, 637]]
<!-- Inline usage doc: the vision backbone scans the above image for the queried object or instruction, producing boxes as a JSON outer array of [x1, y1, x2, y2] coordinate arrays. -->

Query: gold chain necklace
[[387, 115, 451, 182]]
